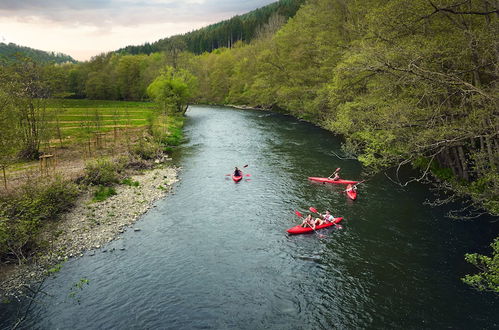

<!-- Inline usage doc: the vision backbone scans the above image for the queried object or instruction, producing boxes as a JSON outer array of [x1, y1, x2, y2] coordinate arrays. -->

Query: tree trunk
[[452, 147, 464, 179], [457, 145, 469, 181], [2, 165, 6, 190]]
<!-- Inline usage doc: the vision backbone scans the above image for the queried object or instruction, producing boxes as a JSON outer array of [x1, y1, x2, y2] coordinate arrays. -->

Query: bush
[[132, 138, 160, 160], [150, 114, 184, 148], [82, 158, 124, 186], [462, 237, 499, 293], [0, 178, 79, 262]]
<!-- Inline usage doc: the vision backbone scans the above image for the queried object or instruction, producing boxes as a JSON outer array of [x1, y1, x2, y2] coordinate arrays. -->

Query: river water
[[1, 105, 498, 329]]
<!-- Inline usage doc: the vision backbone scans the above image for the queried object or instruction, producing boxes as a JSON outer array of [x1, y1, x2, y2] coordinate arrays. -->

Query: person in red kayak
[[233, 167, 242, 177], [320, 210, 335, 223], [328, 168, 341, 181], [345, 184, 357, 193], [301, 214, 316, 230]]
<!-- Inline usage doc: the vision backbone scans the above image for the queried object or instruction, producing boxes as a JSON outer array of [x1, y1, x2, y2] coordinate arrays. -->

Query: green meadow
[[46, 99, 157, 141]]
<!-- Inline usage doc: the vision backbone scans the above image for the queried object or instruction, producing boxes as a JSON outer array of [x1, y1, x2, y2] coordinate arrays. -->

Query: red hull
[[308, 177, 359, 185], [346, 190, 357, 200], [232, 174, 243, 182], [287, 217, 343, 235]]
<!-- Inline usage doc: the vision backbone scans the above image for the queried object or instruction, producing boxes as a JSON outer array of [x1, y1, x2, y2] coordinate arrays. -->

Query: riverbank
[[0, 162, 179, 300]]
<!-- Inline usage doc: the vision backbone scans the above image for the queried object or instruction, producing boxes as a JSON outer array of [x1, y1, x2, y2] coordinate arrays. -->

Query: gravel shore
[[0, 164, 179, 299]]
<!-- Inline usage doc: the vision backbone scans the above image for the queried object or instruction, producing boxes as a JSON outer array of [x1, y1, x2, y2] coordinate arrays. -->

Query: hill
[[115, 0, 304, 55], [0, 42, 77, 64]]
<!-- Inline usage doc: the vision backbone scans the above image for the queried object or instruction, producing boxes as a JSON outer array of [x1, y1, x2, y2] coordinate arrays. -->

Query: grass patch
[[92, 185, 117, 202], [122, 178, 140, 187]]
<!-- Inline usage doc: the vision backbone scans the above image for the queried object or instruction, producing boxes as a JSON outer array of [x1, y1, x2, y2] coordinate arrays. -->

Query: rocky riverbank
[[0, 163, 179, 300]]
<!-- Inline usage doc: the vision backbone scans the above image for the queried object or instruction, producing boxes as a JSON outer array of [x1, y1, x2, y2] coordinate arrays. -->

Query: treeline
[[0, 42, 76, 65], [115, 0, 304, 55]]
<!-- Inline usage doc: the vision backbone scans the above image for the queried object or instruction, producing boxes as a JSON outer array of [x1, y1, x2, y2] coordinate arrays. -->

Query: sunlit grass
[[46, 99, 157, 140]]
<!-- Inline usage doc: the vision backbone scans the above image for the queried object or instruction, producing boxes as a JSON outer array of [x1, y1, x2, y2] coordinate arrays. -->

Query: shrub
[[82, 158, 124, 186], [132, 138, 160, 160], [0, 178, 79, 262]]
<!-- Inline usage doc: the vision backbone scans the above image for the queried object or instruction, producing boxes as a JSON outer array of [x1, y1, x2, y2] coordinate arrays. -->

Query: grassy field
[[4, 99, 165, 181], [46, 99, 157, 141]]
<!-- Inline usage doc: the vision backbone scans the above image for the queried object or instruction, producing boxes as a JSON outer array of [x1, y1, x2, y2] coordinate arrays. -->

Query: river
[[1, 105, 498, 329]]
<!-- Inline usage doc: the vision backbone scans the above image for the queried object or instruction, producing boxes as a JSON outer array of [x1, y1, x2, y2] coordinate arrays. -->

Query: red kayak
[[232, 174, 243, 182], [287, 217, 343, 235], [308, 177, 359, 185], [346, 189, 357, 200]]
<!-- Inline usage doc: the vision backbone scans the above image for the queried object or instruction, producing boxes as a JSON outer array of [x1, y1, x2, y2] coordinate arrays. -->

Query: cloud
[[0, 0, 275, 27], [0, 0, 276, 60]]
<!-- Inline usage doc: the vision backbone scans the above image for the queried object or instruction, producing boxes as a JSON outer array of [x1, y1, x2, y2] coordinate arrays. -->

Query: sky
[[0, 0, 275, 61]]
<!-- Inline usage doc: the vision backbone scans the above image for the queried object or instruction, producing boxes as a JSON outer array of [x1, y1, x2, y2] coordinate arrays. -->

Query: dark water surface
[[1, 106, 498, 329]]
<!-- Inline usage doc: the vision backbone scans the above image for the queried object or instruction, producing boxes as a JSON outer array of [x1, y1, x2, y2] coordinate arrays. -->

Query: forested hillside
[[0, 42, 76, 64], [115, 0, 304, 55]]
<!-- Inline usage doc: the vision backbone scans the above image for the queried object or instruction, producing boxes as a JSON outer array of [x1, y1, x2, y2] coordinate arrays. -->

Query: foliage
[[0, 58, 48, 159], [115, 0, 304, 55], [132, 137, 160, 160], [0, 42, 76, 65], [146, 67, 197, 115], [82, 158, 125, 186], [149, 114, 185, 147], [92, 185, 117, 202], [0, 88, 20, 183], [183, 0, 498, 217], [463, 237, 499, 294], [0, 178, 79, 262]]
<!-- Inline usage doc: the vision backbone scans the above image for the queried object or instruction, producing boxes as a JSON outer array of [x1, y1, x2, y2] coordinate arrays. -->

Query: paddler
[[345, 184, 357, 193], [319, 210, 335, 223], [328, 167, 341, 181], [301, 214, 316, 230], [233, 167, 242, 177]]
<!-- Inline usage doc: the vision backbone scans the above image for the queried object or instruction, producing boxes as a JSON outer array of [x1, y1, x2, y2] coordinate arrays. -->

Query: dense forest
[[0, 0, 497, 292], [0, 42, 76, 64], [115, 0, 304, 55]]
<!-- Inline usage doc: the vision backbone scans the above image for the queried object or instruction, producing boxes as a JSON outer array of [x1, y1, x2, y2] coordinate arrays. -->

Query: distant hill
[[116, 0, 304, 56], [0, 42, 77, 64]]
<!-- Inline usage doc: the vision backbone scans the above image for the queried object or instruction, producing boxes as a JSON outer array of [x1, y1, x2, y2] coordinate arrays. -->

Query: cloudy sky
[[0, 0, 275, 61]]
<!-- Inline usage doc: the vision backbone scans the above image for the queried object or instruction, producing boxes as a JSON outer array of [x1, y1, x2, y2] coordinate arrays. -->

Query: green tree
[[146, 67, 197, 115], [0, 89, 20, 189], [463, 237, 499, 294], [0, 58, 52, 160]]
